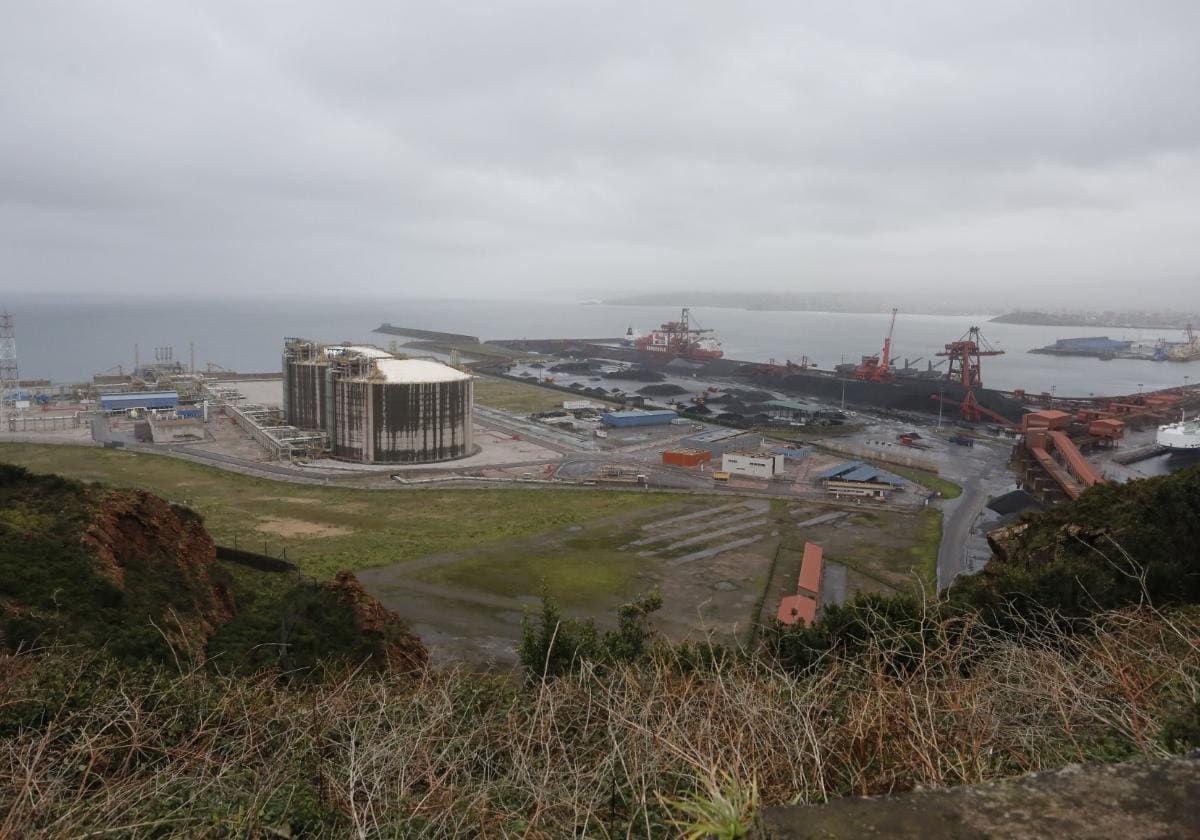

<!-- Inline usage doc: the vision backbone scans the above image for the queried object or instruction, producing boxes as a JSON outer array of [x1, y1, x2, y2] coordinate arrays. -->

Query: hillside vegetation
[[0, 443, 671, 578], [1, 461, 1198, 836], [2, 607, 1196, 837], [0, 464, 425, 675]]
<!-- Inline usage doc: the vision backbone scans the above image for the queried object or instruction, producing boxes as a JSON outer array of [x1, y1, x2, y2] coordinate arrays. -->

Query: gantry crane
[[933, 326, 1010, 424]]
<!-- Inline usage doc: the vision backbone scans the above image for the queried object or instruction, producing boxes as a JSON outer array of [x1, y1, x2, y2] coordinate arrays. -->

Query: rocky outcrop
[[755, 751, 1200, 839], [322, 571, 429, 675], [3, 464, 429, 674], [81, 490, 236, 652], [986, 520, 1112, 567]]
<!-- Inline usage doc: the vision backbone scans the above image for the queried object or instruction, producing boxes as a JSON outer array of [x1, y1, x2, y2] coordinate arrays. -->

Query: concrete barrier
[[815, 438, 939, 473]]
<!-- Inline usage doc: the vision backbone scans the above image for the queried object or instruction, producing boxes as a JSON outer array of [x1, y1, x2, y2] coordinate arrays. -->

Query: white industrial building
[[721, 451, 783, 479]]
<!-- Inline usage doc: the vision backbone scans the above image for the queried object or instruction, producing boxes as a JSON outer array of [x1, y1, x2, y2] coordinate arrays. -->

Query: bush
[[519, 590, 662, 679]]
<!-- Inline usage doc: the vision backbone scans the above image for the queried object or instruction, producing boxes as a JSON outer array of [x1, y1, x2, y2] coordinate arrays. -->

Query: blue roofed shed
[[602, 409, 678, 428], [99, 391, 179, 412], [815, 461, 863, 480], [828, 464, 907, 486]]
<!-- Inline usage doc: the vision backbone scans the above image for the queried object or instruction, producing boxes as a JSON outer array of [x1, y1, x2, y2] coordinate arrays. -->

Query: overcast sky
[[3, 1, 1200, 306]]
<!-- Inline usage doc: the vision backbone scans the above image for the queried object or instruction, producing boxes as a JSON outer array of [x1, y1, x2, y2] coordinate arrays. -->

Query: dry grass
[[1, 606, 1197, 837]]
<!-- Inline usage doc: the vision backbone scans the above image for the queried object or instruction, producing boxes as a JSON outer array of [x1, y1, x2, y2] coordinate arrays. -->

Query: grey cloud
[[2, 1, 1200, 305]]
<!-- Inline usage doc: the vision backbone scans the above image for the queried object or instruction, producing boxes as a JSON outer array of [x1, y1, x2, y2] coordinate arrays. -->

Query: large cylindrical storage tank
[[330, 359, 473, 464], [331, 378, 368, 461], [370, 360, 473, 463], [282, 340, 327, 430]]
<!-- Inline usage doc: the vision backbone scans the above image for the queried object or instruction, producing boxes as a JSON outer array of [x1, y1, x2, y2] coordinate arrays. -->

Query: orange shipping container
[[662, 448, 712, 468]]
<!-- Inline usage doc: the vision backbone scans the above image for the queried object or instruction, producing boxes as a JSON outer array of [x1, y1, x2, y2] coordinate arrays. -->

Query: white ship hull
[[1156, 420, 1200, 451]]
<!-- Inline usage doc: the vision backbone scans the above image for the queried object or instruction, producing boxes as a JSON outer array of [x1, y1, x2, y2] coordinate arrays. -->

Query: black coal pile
[[722, 388, 774, 403], [602, 367, 665, 382], [550, 361, 599, 374], [637, 383, 688, 396]]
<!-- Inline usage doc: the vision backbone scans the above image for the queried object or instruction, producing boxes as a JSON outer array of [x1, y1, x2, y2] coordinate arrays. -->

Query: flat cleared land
[[759, 504, 942, 628], [0, 443, 670, 579], [473, 376, 613, 413], [3, 442, 940, 665], [815, 508, 942, 595], [359, 497, 784, 663]]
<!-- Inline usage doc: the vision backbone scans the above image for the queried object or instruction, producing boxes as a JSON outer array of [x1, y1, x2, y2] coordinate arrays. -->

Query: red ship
[[633, 307, 724, 359]]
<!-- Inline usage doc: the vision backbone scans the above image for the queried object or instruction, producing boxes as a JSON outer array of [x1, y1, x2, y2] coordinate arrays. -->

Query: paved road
[[933, 437, 1018, 589], [936, 474, 985, 589]]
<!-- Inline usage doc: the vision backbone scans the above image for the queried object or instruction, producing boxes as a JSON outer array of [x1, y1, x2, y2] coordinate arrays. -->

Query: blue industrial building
[[1044, 336, 1132, 353], [99, 391, 180, 412], [816, 460, 904, 486], [770, 445, 813, 460], [602, 409, 678, 428]]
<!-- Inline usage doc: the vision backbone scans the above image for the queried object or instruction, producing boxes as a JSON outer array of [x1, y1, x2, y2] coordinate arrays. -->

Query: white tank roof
[[373, 358, 471, 384], [328, 344, 392, 359]]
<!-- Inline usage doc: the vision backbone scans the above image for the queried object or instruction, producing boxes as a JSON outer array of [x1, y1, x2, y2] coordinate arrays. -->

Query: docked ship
[[641, 313, 1024, 422], [491, 313, 1026, 422], [1167, 325, 1200, 362], [1030, 336, 1134, 359], [632, 308, 724, 359], [1156, 417, 1200, 458]]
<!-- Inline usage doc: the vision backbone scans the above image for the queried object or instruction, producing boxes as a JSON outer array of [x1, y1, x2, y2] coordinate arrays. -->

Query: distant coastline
[[991, 310, 1200, 331], [599, 292, 986, 317]]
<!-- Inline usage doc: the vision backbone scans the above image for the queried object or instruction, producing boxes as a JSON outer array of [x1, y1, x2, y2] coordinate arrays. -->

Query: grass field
[[910, 508, 943, 590], [473, 376, 616, 413], [410, 520, 658, 609], [887, 465, 963, 499], [0, 443, 676, 579], [814, 507, 943, 595]]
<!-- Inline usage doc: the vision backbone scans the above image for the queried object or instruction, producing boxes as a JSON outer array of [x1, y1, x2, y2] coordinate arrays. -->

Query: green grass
[[473, 376, 618, 413], [887, 465, 963, 499], [414, 546, 645, 609], [410, 514, 688, 609], [474, 377, 578, 413], [0, 444, 675, 580], [910, 508, 943, 591], [812, 508, 943, 596]]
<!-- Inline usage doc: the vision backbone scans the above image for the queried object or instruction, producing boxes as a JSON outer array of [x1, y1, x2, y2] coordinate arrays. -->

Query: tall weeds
[[2, 605, 1197, 837]]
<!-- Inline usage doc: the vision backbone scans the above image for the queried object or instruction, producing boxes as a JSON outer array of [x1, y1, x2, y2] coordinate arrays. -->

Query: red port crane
[[934, 326, 1009, 424], [853, 308, 899, 382]]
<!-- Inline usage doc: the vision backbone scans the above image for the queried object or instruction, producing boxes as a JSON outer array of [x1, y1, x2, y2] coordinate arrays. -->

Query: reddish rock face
[[323, 570, 429, 675], [81, 490, 237, 651]]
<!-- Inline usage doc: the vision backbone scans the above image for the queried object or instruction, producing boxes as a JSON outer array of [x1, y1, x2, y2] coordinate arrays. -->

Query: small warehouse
[[770, 445, 812, 460], [662, 448, 712, 468], [602, 409, 678, 428], [817, 461, 905, 500], [1021, 409, 1072, 432], [777, 594, 816, 626], [99, 391, 179, 413], [721, 450, 782, 479], [1088, 418, 1125, 441]]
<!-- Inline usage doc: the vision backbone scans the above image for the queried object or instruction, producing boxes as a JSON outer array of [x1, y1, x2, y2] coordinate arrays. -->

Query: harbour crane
[[853, 308, 899, 382], [933, 326, 1010, 424]]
